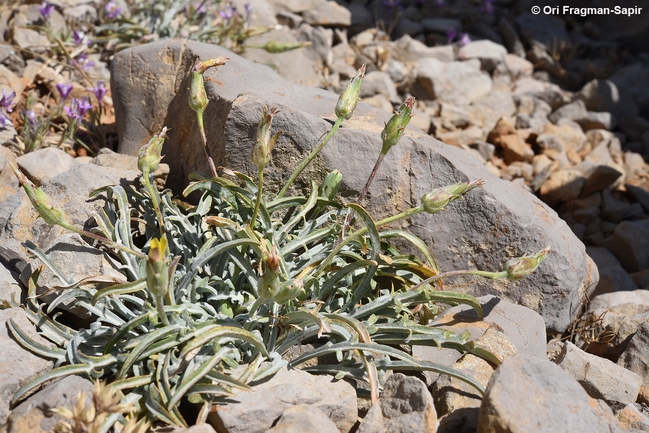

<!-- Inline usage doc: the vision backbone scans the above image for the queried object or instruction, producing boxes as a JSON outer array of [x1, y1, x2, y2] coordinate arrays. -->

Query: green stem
[[410, 269, 508, 292], [315, 206, 423, 276], [251, 167, 264, 228], [155, 293, 171, 326], [342, 152, 386, 236], [196, 109, 218, 178], [142, 172, 166, 236], [278, 116, 344, 199], [64, 224, 147, 259]]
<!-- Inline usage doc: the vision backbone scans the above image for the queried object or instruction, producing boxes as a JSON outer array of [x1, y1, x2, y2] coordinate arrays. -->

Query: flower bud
[[261, 41, 310, 53], [335, 64, 366, 120], [503, 247, 551, 281], [251, 106, 282, 170], [258, 243, 283, 300], [320, 170, 343, 201], [189, 62, 209, 115], [10, 162, 71, 227], [380, 97, 415, 155], [193, 57, 229, 74], [420, 179, 483, 214], [137, 127, 168, 176], [188, 58, 228, 114], [273, 279, 303, 304], [146, 235, 170, 299]]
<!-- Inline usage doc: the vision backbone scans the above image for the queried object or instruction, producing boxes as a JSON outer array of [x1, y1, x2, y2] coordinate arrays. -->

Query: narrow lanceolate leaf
[[205, 370, 251, 391], [7, 319, 66, 362], [12, 364, 91, 405], [347, 203, 380, 259], [380, 229, 439, 273], [318, 259, 377, 299], [176, 238, 259, 292], [279, 181, 319, 237], [178, 326, 267, 360], [104, 312, 152, 354], [167, 347, 232, 409], [289, 341, 420, 368], [92, 278, 147, 304], [378, 360, 486, 395], [425, 291, 483, 317], [146, 384, 187, 427], [39, 275, 127, 299], [107, 375, 153, 392], [118, 324, 183, 379], [24, 240, 71, 286], [283, 310, 332, 338]]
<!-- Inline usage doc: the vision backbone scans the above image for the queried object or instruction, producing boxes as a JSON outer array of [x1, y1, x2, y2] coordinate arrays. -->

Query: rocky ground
[[3, 0, 649, 432]]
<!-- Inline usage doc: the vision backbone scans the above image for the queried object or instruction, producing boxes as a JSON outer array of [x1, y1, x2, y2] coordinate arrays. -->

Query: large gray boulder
[[110, 39, 597, 333]]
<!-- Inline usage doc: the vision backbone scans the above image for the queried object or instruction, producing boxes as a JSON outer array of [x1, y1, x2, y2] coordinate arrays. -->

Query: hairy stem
[[341, 152, 386, 236], [410, 269, 509, 291], [196, 110, 218, 178], [278, 116, 344, 199], [251, 167, 264, 228]]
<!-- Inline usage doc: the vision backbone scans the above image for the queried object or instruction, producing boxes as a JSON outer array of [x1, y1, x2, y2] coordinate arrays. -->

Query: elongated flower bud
[[273, 279, 303, 304], [189, 63, 209, 115], [258, 243, 283, 299], [504, 247, 551, 281], [261, 41, 310, 53], [251, 106, 282, 170], [10, 162, 71, 227], [320, 170, 343, 200], [420, 179, 483, 214], [381, 97, 415, 155], [335, 64, 366, 120], [138, 127, 168, 176], [189, 57, 229, 114], [146, 235, 170, 299]]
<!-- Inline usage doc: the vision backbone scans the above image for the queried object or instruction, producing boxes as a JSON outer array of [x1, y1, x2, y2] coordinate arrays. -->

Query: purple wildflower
[[0, 90, 15, 129], [39, 1, 55, 19], [0, 89, 16, 129], [24, 110, 37, 125], [72, 53, 95, 71], [0, 90, 15, 110], [72, 30, 86, 45], [480, 0, 495, 14], [56, 83, 73, 101], [0, 112, 11, 129], [435, 0, 445, 6], [219, 2, 235, 20], [88, 81, 107, 103], [458, 32, 472, 46], [64, 97, 93, 120], [446, 27, 458, 43], [105, 1, 123, 19], [244, 3, 252, 15]]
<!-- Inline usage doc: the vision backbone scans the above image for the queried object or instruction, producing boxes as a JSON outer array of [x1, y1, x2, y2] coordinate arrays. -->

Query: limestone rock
[[7, 376, 93, 433], [207, 366, 357, 433], [477, 353, 621, 433], [266, 404, 341, 433], [15, 147, 79, 185], [0, 308, 54, 426], [555, 341, 641, 406], [618, 320, 649, 405], [357, 374, 437, 433], [604, 220, 649, 273], [414, 58, 492, 105]]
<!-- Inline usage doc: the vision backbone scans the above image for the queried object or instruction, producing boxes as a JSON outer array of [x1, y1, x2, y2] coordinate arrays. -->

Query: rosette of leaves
[[9, 64, 548, 428]]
